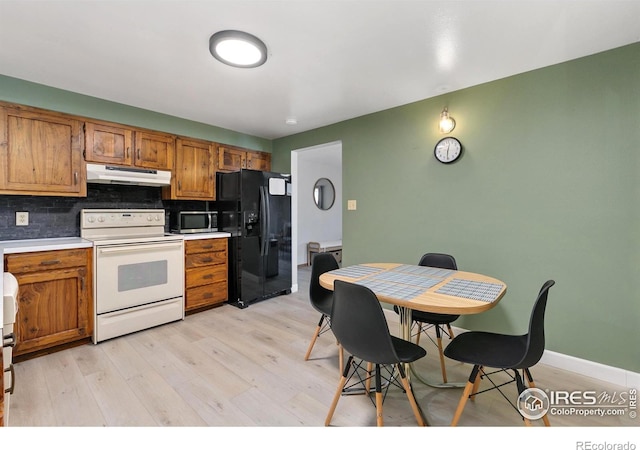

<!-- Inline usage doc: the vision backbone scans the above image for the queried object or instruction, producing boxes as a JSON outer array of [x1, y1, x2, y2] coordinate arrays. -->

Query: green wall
[[273, 43, 640, 373], [0, 75, 271, 152]]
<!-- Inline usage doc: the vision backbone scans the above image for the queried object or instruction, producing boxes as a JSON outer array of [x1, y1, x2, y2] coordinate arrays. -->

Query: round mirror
[[313, 178, 335, 210]]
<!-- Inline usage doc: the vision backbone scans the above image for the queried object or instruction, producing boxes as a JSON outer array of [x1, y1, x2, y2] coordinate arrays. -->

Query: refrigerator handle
[[259, 186, 270, 256]]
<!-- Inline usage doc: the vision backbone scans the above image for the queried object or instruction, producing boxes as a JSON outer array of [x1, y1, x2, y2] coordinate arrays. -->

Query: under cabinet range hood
[[86, 163, 171, 187]]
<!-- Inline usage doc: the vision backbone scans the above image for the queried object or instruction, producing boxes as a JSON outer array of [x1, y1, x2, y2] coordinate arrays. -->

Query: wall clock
[[434, 137, 462, 164]]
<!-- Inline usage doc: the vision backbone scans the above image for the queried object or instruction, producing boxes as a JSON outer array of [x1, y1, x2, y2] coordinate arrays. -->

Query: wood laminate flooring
[[8, 267, 637, 428]]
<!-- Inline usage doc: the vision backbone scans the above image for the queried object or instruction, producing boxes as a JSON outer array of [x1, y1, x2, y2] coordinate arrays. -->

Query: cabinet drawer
[[185, 238, 227, 255], [186, 251, 227, 269], [4, 248, 90, 274], [185, 281, 227, 309], [186, 265, 227, 288]]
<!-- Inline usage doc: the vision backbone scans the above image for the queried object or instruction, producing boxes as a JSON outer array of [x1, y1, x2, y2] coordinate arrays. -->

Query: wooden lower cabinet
[[3, 248, 93, 357], [184, 238, 228, 312]]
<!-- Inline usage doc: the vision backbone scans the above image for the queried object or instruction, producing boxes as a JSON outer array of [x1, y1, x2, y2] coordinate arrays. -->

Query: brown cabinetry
[[3, 248, 93, 357], [217, 144, 271, 172], [85, 120, 174, 170], [162, 137, 216, 200], [0, 103, 86, 197], [184, 239, 228, 312]]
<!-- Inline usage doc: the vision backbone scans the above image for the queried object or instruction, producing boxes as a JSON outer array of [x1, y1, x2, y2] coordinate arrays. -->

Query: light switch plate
[[16, 211, 29, 226], [347, 200, 357, 210]]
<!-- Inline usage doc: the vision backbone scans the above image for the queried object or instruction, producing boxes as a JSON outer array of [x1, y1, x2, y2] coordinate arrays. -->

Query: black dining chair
[[444, 280, 555, 426], [394, 252, 459, 383], [325, 280, 427, 427], [304, 252, 343, 370]]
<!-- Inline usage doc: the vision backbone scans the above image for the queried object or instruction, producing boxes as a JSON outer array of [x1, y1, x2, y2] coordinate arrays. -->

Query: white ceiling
[[1, 1, 639, 140]]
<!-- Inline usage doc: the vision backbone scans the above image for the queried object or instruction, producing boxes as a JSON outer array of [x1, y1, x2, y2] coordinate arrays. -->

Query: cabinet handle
[[137, 148, 141, 160], [4, 364, 15, 395], [203, 274, 213, 280], [3, 332, 15, 348], [40, 259, 61, 266], [126, 147, 130, 158], [201, 257, 213, 263], [178, 180, 182, 191], [203, 293, 213, 299], [74, 171, 78, 185]]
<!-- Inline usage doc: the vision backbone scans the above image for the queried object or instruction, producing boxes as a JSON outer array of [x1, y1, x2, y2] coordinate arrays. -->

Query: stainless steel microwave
[[170, 211, 218, 234]]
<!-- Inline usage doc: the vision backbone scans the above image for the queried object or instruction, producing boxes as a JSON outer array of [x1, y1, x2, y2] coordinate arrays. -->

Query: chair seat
[[390, 336, 427, 364], [412, 310, 459, 324], [444, 331, 528, 369]]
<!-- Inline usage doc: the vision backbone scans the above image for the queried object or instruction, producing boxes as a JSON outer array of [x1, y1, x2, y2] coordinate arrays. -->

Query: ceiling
[[1, 1, 639, 140]]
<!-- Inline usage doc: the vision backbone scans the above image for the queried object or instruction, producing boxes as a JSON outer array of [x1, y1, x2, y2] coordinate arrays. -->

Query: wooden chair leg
[[446, 323, 455, 339], [338, 344, 344, 375], [524, 368, 551, 427], [397, 364, 426, 426], [451, 365, 480, 426], [365, 361, 373, 394], [435, 326, 447, 383], [304, 315, 325, 361], [325, 356, 353, 426], [374, 364, 384, 426], [470, 365, 483, 401]]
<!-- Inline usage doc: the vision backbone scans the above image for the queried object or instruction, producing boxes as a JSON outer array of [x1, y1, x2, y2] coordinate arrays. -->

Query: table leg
[[399, 306, 465, 389]]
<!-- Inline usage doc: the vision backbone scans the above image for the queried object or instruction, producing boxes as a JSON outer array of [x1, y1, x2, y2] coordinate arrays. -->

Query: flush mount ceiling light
[[209, 30, 267, 68]]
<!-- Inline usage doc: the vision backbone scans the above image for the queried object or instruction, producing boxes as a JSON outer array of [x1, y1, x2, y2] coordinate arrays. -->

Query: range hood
[[86, 163, 171, 187]]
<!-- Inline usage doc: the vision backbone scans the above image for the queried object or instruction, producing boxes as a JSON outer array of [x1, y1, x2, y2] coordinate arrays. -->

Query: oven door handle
[[98, 242, 183, 255]]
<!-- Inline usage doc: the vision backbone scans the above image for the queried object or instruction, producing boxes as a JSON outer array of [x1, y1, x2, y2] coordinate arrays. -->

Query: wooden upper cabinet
[[217, 144, 271, 172], [85, 121, 174, 170], [84, 122, 133, 166], [163, 137, 215, 200], [0, 104, 86, 196], [135, 130, 174, 170], [217, 145, 246, 171], [247, 151, 271, 171]]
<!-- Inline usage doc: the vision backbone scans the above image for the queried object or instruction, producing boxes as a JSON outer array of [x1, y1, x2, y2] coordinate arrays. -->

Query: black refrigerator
[[217, 169, 292, 308]]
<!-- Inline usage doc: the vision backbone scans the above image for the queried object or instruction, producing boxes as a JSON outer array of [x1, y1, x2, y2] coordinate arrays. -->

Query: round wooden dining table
[[319, 262, 508, 387]]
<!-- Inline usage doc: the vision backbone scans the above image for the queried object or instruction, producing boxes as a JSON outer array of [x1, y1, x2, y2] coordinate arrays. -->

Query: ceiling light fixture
[[209, 30, 267, 68], [439, 107, 456, 133]]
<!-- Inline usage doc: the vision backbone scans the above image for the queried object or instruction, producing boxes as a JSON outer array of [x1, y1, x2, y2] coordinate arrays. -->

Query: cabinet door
[[134, 130, 174, 170], [167, 138, 215, 200], [85, 121, 133, 165], [246, 151, 271, 171], [217, 145, 246, 172], [12, 266, 92, 356], [0, 106, 85, 196]]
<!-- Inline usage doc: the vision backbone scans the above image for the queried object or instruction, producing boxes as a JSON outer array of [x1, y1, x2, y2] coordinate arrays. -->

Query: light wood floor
[[8, 266, 636, 428]]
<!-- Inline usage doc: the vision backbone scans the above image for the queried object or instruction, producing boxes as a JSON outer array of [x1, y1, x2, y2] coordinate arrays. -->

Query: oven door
[[95, 240, 184, 314]]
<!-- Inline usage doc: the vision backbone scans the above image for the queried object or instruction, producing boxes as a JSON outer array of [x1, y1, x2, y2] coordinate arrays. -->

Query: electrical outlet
[[16, 211, 29, 226], [347, 200, 357, 211]]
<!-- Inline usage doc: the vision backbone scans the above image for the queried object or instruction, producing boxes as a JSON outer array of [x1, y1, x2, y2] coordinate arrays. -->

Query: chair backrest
[[309, 252, 340, 308], [515, 279, 555, 369], [331, 280, 400, 365], [418, 253, 458, 270]]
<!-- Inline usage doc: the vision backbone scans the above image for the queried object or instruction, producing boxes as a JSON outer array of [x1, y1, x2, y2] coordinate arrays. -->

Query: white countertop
[[172, 232, 231, 240], [1, 238, 93, 325]]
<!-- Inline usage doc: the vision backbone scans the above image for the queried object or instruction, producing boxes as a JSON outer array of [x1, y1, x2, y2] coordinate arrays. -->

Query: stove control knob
[[155, 215, 161, 221], [97, 216, 105, 223], [87, 216, 95, 223]]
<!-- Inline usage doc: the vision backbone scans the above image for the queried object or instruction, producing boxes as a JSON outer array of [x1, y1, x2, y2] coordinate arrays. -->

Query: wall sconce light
[[439, 107, 456, 133]]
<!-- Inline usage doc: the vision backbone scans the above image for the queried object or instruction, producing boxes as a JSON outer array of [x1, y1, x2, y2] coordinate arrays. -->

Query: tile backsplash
[[0, 184, 209, 240]]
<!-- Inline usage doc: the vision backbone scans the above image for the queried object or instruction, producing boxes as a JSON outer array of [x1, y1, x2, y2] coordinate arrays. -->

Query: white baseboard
[[442, 323, 640, 389], [539, 350, 639, 389]]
